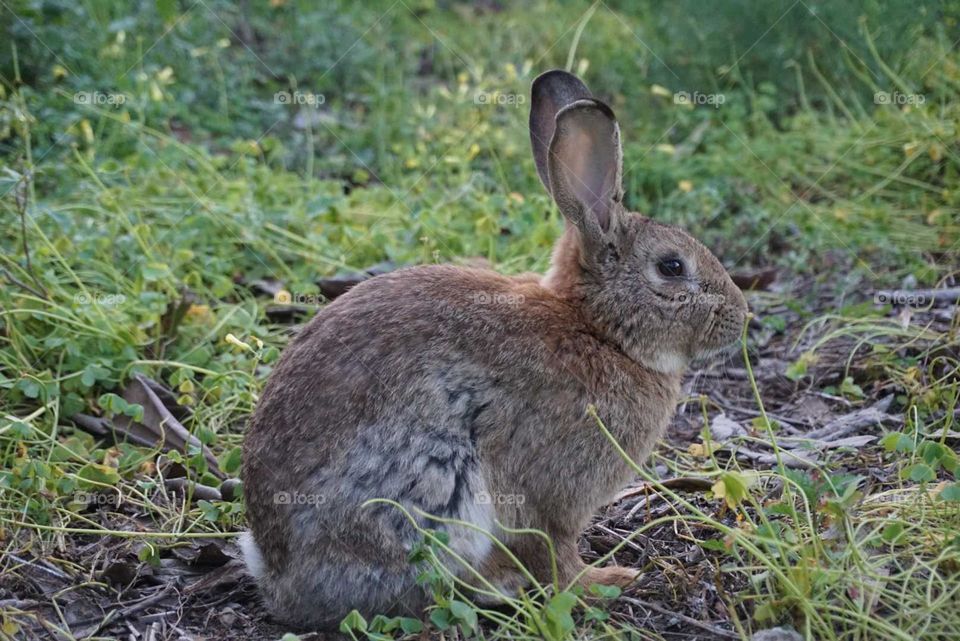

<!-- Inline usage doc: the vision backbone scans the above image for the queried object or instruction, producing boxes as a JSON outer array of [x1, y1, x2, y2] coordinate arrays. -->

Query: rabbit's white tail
[[239, 531, 265, 579]]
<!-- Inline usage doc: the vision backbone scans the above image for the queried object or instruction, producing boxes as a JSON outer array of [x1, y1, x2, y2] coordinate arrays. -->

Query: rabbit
[[241, 69, 749, 631]]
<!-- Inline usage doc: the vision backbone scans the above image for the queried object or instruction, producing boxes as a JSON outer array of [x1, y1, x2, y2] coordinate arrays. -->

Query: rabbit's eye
[[657, 258, 685, 278]]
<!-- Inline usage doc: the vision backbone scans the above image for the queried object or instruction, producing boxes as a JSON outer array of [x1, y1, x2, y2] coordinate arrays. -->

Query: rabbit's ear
[[547, 99, 624, 246], [530, 70, 594, 192]]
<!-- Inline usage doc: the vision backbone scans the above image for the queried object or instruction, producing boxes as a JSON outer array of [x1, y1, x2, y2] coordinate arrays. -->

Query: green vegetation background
[[1, 2, 958, 639]]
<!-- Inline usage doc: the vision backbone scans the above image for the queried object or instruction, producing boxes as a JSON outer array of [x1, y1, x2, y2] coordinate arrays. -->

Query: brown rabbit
[[241, 70, 748, 630]]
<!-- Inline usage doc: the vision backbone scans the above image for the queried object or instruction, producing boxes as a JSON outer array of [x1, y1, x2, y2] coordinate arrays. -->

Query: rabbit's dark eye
[[657, 258, 685, 278]]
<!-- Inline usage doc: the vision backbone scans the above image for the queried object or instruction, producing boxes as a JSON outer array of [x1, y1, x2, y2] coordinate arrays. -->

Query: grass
[[1, 1, 959, 639]]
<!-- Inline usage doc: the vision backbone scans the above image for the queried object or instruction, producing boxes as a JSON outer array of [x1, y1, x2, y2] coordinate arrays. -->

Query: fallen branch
[[0, 599, 40, 610], [79, 584, 178, 637], [613, 478, 716, 521], [0, 266, 47, 299], [731, 446, 816, 468], [613, 477, 714, 503], [779, 434, 877, 451], [72, 375, 222, 478], [803, 395, 895, 440], [164, 478, 222, 501], [621, 596, 739, 639]]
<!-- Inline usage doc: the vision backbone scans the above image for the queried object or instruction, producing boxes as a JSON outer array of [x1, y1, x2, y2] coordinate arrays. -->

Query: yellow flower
[[650, 84, 672, 98], [186, 304, 211, 320], [225, 333, 254, 353], [688, 441, 717, 457], [678, 179, 693, 193], [149, 81, 164, 102], [656, 143, 676, 155], [79, 119, 94, 145]]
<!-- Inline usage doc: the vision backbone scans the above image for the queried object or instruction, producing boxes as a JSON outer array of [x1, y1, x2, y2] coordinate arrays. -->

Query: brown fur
[[241, 70, 747, 630]]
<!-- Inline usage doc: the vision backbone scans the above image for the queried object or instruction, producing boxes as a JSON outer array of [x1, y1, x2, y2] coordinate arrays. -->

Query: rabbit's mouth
[[690, 341, 740, 367]]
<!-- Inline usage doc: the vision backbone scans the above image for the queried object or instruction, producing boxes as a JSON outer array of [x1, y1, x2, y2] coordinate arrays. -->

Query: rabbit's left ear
[[546, 98, 624, 246], [530, 70, 594, 192]]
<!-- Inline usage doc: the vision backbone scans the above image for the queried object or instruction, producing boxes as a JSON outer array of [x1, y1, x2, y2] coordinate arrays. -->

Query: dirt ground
[[3, 272, 953, 641]]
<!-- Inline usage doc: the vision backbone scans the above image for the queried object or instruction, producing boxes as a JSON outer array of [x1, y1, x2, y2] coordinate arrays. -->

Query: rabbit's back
[[245, 263, 663, 479], [242, 264, 679, 628]]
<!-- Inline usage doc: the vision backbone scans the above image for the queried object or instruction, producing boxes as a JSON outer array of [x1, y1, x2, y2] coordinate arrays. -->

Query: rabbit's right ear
[[530, 71, 625, 256], [546, 99, 625, 254], [529, 70, 594, 192]]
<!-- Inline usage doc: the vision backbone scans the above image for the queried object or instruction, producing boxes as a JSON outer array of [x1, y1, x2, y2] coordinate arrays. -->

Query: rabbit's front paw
[[581, 565, 640, 589]]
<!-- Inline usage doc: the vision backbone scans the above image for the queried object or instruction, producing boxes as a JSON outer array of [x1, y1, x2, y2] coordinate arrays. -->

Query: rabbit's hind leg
[[257, 536, 430, 630], [469, 544, 533, 604]]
